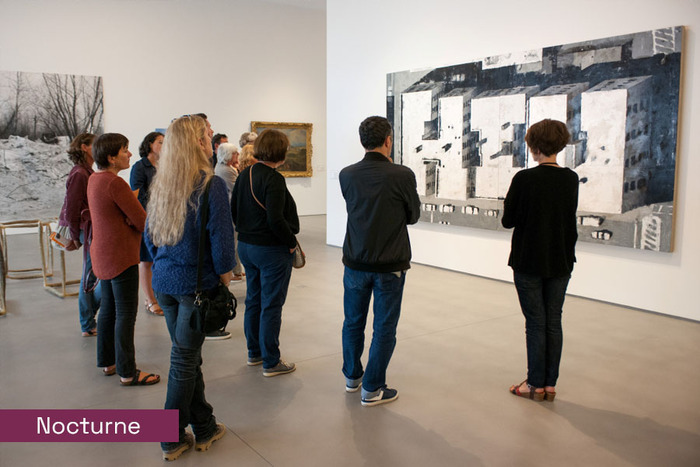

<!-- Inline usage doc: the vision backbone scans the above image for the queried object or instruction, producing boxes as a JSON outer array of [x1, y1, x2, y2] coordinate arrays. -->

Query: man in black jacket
[[339, 116, 421, 407]]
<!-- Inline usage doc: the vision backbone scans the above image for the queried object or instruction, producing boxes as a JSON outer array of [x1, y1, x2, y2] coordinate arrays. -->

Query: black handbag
[[192, 179, 237, 334]]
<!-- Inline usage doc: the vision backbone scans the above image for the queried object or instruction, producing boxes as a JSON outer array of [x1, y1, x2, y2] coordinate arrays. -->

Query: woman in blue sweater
[[145, 115, 235, 461], [502, 119, 579, 402]]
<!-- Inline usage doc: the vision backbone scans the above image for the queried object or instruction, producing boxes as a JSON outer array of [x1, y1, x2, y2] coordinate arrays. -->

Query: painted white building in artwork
[[433, 87, 478, 200], [401, 83, 479, 200], [528, 83, 589, 168], [400, 76, 655, 215], [470, 86, 539, 199], [400, 82, 445, 197], [578, 76, 653, 213]]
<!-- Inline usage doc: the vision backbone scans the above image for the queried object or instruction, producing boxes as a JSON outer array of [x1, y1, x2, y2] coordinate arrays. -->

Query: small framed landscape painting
[[251, 121, 313, 177]]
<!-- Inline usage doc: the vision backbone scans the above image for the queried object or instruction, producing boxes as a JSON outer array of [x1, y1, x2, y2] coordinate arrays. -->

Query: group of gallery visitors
[[57, 114, 578, 460]]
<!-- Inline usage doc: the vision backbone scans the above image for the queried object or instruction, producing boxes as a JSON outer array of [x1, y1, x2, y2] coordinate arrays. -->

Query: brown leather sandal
[[510, 380, 545, 401], [146, 301, 164, 316], [544, 389, 556, 401]]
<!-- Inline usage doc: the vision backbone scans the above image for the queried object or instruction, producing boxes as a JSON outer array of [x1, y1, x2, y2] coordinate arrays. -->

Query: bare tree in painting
[[0, 72, 27, 139], [37, 73, 103, 140], [0, 69, 105, 221]]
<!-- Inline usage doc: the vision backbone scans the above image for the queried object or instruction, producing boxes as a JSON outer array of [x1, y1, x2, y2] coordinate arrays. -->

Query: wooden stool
[[0, 220, 48, 280]]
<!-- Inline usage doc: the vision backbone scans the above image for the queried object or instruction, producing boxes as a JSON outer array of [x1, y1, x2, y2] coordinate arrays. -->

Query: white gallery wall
[[327, 0, 700, 321], [0, 0, 326, 215]]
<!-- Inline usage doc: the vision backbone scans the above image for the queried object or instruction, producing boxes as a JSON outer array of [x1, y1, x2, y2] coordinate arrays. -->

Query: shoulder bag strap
[[250, 164, 300, 256], [195, 179, 213, 300], [249, 164, 266, 211]]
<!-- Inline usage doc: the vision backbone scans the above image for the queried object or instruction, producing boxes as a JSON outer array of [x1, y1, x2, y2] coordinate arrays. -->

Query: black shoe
[[361, 386, 398, 407], [205, 329, 231, 341]]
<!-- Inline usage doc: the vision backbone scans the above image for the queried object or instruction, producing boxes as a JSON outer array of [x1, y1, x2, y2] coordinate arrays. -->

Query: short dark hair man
[[212, 133, 228, 167], [339, 115, 421, 407]]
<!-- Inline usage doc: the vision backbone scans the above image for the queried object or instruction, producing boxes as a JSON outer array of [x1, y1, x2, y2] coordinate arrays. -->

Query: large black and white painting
[[387, 27, 682, 252], [0, 70, 104, 221]]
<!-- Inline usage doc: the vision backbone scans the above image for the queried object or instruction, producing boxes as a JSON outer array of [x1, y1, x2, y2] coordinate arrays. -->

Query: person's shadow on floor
[[544, 400, 700, 466], [346, 396, 484, 467]]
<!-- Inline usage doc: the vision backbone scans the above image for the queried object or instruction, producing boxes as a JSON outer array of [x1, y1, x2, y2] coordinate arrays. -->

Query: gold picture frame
[[251, 121, 313, 177]]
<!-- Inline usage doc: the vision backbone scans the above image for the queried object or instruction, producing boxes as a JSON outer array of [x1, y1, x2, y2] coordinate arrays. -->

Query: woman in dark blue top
[[502, 119, 579, 403], [131, 131, 163, 315], [145, 115, 234, 461]]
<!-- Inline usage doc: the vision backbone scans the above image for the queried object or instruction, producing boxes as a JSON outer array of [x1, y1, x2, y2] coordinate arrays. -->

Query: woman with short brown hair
[[88, 133, 160, 387], [231, 129, 299, 377], [502, 119, 579, 402]]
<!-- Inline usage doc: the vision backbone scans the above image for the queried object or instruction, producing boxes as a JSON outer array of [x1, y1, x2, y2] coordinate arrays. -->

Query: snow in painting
[[0, 70, 103, 221]]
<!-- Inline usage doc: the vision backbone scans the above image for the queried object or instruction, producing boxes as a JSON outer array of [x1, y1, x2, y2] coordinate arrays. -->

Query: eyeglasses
[[171, 114, 192, 123]]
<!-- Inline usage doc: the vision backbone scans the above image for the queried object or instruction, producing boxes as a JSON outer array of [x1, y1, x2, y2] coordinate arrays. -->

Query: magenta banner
[[0, 410, 178, 442]]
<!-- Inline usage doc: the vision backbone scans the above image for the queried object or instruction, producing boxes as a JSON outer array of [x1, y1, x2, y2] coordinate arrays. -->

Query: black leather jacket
[[340, 152, 421, 273]]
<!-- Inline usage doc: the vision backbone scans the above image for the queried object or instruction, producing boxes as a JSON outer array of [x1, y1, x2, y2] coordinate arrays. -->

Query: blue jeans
[[96, 265, 138, 378], [342, 267, 406, 395], [513, 271, 570, 388], [78, 230, 100, 332], [238, 242, 293, 369], [156, 292, 217, 451]]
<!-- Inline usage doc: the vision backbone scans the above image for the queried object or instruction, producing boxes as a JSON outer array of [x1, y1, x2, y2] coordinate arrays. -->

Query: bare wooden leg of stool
[[41, 221, 55, 278], [41, 224, 79, 298]]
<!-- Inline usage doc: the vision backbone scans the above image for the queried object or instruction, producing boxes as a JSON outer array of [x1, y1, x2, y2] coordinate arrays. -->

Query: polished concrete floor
[[0, 215, 699, 466]]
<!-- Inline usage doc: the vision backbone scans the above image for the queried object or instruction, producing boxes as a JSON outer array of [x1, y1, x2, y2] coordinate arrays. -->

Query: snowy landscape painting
[[0, 70, 103, 221], [387, 27, 682, 252]]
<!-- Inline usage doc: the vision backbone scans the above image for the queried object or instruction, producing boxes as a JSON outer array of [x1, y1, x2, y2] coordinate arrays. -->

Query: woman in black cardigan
[[502, 119, 579, 402], [231, 129, 300, 377]]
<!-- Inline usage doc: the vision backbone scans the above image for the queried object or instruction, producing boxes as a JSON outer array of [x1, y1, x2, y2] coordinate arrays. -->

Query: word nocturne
[[37, 417, 141, 435]]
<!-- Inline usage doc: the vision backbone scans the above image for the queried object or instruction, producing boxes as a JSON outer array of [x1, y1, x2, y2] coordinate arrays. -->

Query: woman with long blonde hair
[[145, 115, 235, 461]]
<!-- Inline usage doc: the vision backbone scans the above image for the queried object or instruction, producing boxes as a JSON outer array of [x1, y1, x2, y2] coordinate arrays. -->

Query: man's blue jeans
[[96, 265, 138, 378], [513, 271, 570, 388], [156, 292, 218, 451], [238, 242, 294, 369], [342, 267, 406, 395], [78, 230, 100, 332]]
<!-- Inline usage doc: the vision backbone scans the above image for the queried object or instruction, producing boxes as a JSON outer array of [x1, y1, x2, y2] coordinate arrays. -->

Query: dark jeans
[[513, 271, 570, 388], [78, 230, 100, 332], [342, 267, 406, 394], [238, 242, 293, 369], [96, 265, 139, 378], [156, 292, 217, 450]]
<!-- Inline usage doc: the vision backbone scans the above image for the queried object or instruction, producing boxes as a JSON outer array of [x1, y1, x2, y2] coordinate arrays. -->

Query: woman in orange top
[[87, 133, 160, 386]]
